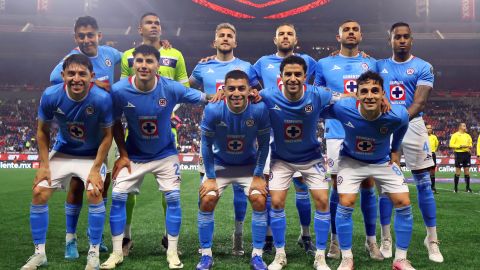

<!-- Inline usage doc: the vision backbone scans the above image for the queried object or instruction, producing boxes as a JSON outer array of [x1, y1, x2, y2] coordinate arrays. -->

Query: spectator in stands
[[449, 123, 473, 193]]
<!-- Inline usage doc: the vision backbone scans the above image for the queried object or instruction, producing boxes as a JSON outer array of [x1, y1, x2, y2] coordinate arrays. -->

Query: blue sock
[[360, 188, 377, 237], [413, 171, 437, 227], [110, 192, 128, 236], [30, 204, 49, 245], [266, 194, 272, 227], [329, 187, 339, 234], [165, 190, 182, 236], [233, 183, 247, 222], [198, 210, 214, 249], [270, 208, 286, 248], [252, 210, 268, 249], [295, 191, 311, 227], [335, 205, 354, 250], [379, 194, 393, 226], [88, 202, 106, 245], [314, 210, 330, 250], [394, 206, 413, 250], [65, 203, 82, 234]]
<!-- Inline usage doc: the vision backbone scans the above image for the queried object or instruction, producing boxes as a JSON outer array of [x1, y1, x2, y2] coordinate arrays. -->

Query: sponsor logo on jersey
[[207, 68, 214, 73], [304, 104, 313, 113], [284, 120, 303, 142], [227, 135, 245, 154], [55, 107, 65, 115], [355, 137, 375, 153], [139, 117, 159, 137], [85, 105, 95, 115], [344, 79, 358, 93], [331, 65, 341, 71], [381, 68, 388, 74], [267, 64, 275, 69], [406, 68, 415, 75], [125, 102, 136, 108], [389, 83, 406, 102], [271, 104, 282, 111], [67, 123, 86, 141], [245, 119, 255, 127], [344, 121, 355, 128], [105, 58, 112, 67], [158, 98, 167, 107]]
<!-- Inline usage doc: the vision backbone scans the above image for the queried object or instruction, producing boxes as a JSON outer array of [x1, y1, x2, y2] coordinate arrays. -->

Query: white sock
[[331, 233, 337, 242], [366, 235, 377, 244], [112, 234, 123, 253], [426, 226, 438, 241], [301, 226, 310, 237], [167, 234, 178, 252], [235, 220, 244, 235], [252, 248, 263, 257], [66, 233, 76, 242], [341, 249, 353, 258], [381, 225, 391, 239], [315, 249, 325, 256], [276, 247, 286, 255], [89, 244, 100, 256], [266, 227, 273, 237], [34, 244, 46, 255], [395, 248, 407, 260], [201, 248, 212, 256], [124, 224, 132, 239]]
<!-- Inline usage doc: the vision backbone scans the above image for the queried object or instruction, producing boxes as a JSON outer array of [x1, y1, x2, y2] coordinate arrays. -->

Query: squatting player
[[377, 22, 443, 262], [21, 54, 113, 270], [196, 70, 270, 270], [321, 71, 415, 270], [253, 23, 317, 254], [189, 22, 260, 256]]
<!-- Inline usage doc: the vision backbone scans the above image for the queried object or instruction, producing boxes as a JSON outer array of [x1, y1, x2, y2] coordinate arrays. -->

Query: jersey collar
[[129, 75, 159, 94], [74, 47, 99, 58], [214, 57, 236, 63], [357, 103, 382, 121], [64, 82, 93, 102], [390, 55, 414, 64], [225, 99, 249, 114]]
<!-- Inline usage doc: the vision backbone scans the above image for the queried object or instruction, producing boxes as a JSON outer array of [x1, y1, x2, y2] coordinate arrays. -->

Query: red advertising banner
[[462, 0, 476, 21]]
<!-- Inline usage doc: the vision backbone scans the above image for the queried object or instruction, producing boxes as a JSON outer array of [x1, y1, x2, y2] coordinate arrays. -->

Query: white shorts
[[37, 152, 107, 191], [264, 146, 301, 178], [202, 164, 257, 196], [401, 117, 434, 171], [112, 155, 181, 194], [326, 139, 343, 174], [269, 158, 328, 191], [106, 140, 118, 174], [337, 156, 409, 194]]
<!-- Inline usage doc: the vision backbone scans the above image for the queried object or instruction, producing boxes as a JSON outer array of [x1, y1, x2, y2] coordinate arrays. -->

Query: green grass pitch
[[1, 169, 479, 269]]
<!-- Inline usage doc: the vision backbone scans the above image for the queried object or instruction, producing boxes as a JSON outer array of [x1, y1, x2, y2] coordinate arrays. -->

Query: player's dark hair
[[357, 71, 384, 89], [140, 12, 160, 25], [133, 44, 160, 61], [62, 54, 93, 73], [280, 55, 307, 74], [390, 22, 410, 36], [339, 19, 359, 27], [74, 16, 99, 32], [225, 70, 249, 84], [276, 23, 296, 33]]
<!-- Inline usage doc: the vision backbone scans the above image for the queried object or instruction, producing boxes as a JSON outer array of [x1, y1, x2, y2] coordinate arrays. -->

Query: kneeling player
[[196, 70, 270, 270], [322, 71, 415, 270], [21, 54, 113, 270]]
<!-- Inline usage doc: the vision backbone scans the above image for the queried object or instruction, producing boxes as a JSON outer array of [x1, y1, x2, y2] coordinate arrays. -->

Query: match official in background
[[449, 123, 473, 193], [427, 124, 438, 194]]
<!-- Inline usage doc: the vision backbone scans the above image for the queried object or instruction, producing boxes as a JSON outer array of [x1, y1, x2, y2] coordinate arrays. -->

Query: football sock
[[341, 249, 353, 258], [167, 234, 178, 252], [30, 204, 49, 247], [426, 226, 438, 242], [165, 190, 182, 237], [394, 206, 413, 251], [465, 175, 471, 190], [454, 174, 459, 190], [198, 211, 214, 249], [252, 210, 268, 250], [314, 210, 330, 250], [329, 187, 339, 235], [395, 249, 407, 260], [379, 194, 393, 226], [295, 190, 311, 235], [270, 208, 286, 248], [110, 192, 128, 237], [88, 202, 106, 246], [233, 183, 247, 231], [65, 203, 81, 239], [360, 187, 377, 238], [336, 205, 354, 250], [266, 194, 272, 236], [413, 171, 436, 227], [124, 193, 136, 238], [430, 175, 436, 190]]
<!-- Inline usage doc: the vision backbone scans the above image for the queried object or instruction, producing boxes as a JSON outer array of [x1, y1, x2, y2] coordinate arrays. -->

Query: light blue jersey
[[259, 85, 333, 163], [190, 57, 259, 94], [253, 53, 317, 89], [111, 76, 205, 162], [38, 83, 113, 156], [377, 56, 434, 115], [201, 101, 271, 179], [322, 98, 409, 164], [314, 54, 377, 139], [50, 46, 122, 85]]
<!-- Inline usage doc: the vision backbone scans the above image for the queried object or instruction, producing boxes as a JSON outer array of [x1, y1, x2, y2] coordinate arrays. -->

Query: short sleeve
[[190, 64, 203, 87], [38, 92, 54, 122], [417, 62, 434, 87], [99, 94, 114, 128], [314, 61, 326, 86]]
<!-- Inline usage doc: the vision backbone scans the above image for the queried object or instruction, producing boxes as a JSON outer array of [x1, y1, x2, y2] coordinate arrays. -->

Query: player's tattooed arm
[[112, 120, 131, 180], [33, 120, 52, 188], [407, 85, 432, 120]]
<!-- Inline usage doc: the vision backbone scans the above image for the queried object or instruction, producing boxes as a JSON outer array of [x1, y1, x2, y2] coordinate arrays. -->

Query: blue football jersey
[[201, 101, 271, 179], [260, 85, 333, 163], [190, 57, 259, 95], [314, 54, 377, 139], [322, 98, 409, 164], [38, 83, 113, 156], [111, 76, 205, 162], [253, 53, 317, 89], [50, 45, 123, 86], [377, 56, 434, 115]]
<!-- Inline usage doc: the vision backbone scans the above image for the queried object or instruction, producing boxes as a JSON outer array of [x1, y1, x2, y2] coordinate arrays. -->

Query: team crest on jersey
[[389, 84, 406, 102], [361, 63, 369, 71], [158, 98, 167, 107], [215, 82, 225, 92], [162, 58, 171, 66], [343, 79, 357, 93], [105, 58, 112, 67], [85, 105, 95, 115], [380, 126, 388, 134], [355, 137, 375, 153], [327, 158, 334, 168], [67, 123, 86, 141], [406, 68, 415, 75], [337, 176, 343, 185], [139, 118, 158, 138], [227, 135, 244, 154], [284, 120, 303, 142], [245, 119, 255, 127], [304, 104, 313, 113]]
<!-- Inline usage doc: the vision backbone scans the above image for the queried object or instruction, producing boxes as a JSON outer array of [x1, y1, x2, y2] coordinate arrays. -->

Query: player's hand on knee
[[209, 89, 225, 103], [33, 166, 51, 189], [113, 156, 131, 180], [87, 170, 104, 197], [381, 96, 391, 113], [249, 175, 267, 197], [199, 178, 218, 198], [198, 55, 216, 63]]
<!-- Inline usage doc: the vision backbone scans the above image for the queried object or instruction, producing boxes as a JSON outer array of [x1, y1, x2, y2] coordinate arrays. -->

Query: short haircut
[[216, 22, 236, 35], [225, 70, 249, 84], [74, 16, 98, 32], [356, 71, 384, 89], [280, 55, 307, 74], [133, 44, 160, 61], [459, 122, 466, 127], [140, 12, 159, 25], [62, 54, 93, 73], [339, 19, 359, 28], [390, 22, 411, 35], [276, 23, 296, 33]]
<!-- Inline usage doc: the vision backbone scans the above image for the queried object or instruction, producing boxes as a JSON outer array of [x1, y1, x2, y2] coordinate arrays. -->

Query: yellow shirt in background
[[449, 132, 472, 153], [428, 134, 439, 153]]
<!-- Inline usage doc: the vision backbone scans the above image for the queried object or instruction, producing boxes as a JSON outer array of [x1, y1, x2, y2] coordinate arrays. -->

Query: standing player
[[120, 12, 190, 255], [196, 70, 270, 270], [449, 123, 473, 193], [189, 22, 260, 256], [427, 124, 439, 193], [322, 71, 415, 270], [253, 23, 317, 254], [377, 22, 443, 262], [100, 45, 210, 270], [21, 54, 113, 270], [314, 20, 381, 260], [50, 15, 122, 258]]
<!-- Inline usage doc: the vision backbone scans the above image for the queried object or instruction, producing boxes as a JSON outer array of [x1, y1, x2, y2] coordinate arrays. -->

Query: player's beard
[[278, 44, 294, 55], [218, 47, 233, 55]]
